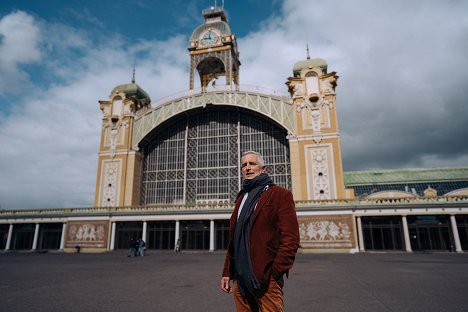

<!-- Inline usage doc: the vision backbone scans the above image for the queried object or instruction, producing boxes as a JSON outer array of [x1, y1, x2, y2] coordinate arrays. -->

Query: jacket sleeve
[[222, 197, 242, 278], [271, 190, 300, 278], [222, 241, 234, 278]]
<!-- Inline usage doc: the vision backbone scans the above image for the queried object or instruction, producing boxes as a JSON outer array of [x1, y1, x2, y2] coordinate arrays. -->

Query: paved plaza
[[1, 251, 467, 311]]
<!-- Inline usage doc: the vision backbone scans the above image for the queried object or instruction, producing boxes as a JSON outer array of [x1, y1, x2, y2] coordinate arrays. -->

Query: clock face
[[201, 30, 220, 46]]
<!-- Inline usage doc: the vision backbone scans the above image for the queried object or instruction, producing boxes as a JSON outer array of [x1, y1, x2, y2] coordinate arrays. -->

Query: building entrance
[[11, 223, 35, 250], [114, 221, 143, 250], [180, 220, 210, 250], [37, 223, 62, 250], [147, 221, 175, 250], [215, 220, 230, 250], [408, 215, 453, 251], [362, 216, 404, 250]]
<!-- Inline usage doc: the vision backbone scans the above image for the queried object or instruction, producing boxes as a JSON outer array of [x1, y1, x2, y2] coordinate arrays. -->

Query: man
[[221, 151, 300, 311]]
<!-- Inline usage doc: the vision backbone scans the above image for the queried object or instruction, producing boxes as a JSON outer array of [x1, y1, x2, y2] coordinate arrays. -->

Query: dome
[[111, 82, 150, 101], [293, 58, 328, 77], [190, 20, 232, 41]]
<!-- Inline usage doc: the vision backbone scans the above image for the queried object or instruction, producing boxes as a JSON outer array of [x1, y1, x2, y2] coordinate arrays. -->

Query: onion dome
[[292, 45, 327, 77], [293, 57, 328, 77], [110, 70, 150, 102], [111, 82, 150, 101]]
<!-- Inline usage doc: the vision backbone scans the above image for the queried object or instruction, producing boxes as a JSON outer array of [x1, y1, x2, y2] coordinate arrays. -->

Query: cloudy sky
[[1, 0, 467, 209]]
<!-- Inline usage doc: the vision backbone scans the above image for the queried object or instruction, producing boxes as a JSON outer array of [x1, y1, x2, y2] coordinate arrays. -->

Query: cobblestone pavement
[[1, 251, 467, 312]]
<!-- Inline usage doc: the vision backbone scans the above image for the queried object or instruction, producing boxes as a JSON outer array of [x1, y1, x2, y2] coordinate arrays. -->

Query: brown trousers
[[233, 277, 284, 312]]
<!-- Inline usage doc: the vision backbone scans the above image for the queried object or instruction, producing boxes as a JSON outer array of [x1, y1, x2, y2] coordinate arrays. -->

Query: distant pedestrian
[[128, 238, 137, 257], [175, 238, 181, 254], [138, 238, 146, 256]]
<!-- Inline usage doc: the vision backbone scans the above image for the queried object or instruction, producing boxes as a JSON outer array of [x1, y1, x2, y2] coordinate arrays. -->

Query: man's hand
[[221, 276, 232, 293]]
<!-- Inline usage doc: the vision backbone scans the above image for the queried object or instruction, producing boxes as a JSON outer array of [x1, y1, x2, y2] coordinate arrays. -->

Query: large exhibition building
[[1, 6, 468, 254]]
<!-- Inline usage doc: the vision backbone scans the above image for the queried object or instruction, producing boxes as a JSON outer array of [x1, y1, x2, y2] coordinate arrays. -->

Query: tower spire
[[306, 44, 311, 60], [132, 67, 135, 83]]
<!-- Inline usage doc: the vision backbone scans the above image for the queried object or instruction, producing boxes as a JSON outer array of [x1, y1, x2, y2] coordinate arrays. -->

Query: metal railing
[[1, 195, 467, 218], [150, 85, 291, 109]]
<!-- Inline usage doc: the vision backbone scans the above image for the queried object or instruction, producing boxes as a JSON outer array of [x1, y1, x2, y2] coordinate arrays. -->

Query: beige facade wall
[[123, 152, 143, 206], [289, 140, 303, 200]]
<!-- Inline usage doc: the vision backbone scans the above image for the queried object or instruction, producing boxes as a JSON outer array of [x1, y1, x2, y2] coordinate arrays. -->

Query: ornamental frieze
[[298, 215, 356, 249], [65, 221, 109, 248]]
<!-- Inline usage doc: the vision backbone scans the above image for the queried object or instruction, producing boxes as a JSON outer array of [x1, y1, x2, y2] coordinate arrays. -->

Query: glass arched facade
[[140, 106, 291, 205]]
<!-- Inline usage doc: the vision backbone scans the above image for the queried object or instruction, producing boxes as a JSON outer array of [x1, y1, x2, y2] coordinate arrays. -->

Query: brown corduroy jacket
[[222, 185, 300, 287]]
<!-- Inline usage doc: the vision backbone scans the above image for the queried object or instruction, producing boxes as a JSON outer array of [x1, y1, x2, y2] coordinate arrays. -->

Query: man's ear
[[261, 166, 267, 173]]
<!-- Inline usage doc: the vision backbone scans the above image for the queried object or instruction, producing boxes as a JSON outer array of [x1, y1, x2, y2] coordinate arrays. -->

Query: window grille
[[141, 107, 290, 205]]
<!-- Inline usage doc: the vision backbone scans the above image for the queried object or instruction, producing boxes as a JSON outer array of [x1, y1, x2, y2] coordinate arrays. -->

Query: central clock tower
[[188, 6, 240, 92]]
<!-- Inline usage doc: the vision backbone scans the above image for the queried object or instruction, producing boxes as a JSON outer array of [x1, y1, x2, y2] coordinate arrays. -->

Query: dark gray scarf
[[234, 173, 274, 298]]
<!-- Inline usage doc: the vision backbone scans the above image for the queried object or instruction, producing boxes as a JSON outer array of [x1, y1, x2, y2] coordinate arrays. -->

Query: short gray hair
[[242, 151, 265, 167]]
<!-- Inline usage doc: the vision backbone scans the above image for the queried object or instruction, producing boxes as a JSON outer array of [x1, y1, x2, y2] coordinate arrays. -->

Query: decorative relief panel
[[294, 81, 333, 132], [65, 221, 109, 248], [307, 145, 335, 200], [99, 159, 122, 207], [103, 119, 128, 157], [302, 105, 331, 132], [298, 215, 356, 249]]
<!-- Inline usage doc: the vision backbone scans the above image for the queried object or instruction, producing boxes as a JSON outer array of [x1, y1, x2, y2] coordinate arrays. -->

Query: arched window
[[140, 107, 291, 205]]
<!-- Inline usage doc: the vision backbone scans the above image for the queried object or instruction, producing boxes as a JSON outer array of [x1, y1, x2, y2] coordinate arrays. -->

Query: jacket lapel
[[251, 186, 273, 224]]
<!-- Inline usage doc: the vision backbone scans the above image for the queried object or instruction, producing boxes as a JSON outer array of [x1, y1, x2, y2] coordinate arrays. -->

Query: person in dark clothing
[[128, 238, 137, 257], [175, 238, 181, 254], [137, 238, 146, 256]]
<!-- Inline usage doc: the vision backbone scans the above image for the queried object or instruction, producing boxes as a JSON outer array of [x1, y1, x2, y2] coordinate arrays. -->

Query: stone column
[[210, 220, 215, 252], [60, 223, 67, 250], [5, 224, 13, 251], [450, 215, 463, 253], [32, 223, 40, 250], [110, 222, 116, 250], [402, 216, 412, 252], [142, 221, 147, 242], [175, 220, 180, 248], [356, 216, 365, 252]]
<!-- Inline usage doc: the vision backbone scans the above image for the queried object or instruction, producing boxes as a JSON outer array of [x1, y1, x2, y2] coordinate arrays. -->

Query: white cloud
[[239, 0, 468, 170], [0, 10, 42, 94], [0, 12, 188, 209]]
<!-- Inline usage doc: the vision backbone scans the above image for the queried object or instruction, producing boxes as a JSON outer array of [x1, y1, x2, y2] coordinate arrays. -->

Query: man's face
[[241, 154, 265, 180]]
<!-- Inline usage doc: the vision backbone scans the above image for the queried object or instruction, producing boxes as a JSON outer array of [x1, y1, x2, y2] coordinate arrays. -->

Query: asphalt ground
[[1, 251, 467, 312]]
